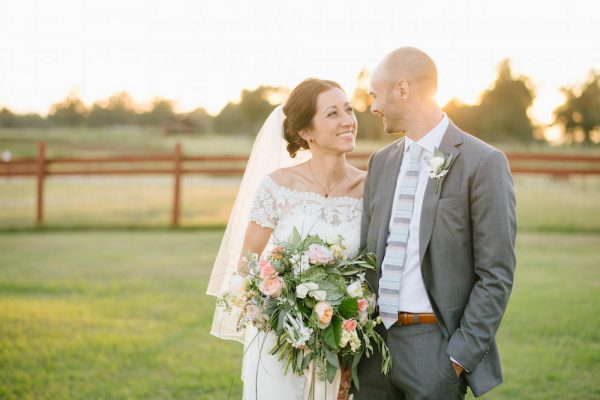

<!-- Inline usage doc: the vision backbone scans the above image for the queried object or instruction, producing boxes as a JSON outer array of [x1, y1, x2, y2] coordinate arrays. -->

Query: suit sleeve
[[360, 154, 375, 251], [447, 149, 517, 373]]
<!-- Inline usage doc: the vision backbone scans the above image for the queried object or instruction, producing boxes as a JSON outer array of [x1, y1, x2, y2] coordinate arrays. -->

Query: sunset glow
[[1, 0, 598, 131]]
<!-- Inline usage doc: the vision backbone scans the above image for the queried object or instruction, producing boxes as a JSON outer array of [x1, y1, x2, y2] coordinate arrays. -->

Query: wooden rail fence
[[1, 142, 599, 226]]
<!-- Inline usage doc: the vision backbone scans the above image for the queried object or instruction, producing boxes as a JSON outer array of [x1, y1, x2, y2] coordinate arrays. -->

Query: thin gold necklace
[[308, 161, 347, 198]]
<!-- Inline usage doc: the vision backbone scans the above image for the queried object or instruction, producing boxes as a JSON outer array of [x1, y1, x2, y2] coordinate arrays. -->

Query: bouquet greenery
[[219, 228, 391, 392]]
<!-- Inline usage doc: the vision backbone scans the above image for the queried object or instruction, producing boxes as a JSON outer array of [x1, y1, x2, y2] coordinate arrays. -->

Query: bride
[[207, 78, 365, 399]]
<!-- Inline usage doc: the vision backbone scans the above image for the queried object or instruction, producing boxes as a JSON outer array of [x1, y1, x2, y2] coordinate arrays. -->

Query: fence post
[[36, 142, 47, 225], [171, 142, 182, 227]]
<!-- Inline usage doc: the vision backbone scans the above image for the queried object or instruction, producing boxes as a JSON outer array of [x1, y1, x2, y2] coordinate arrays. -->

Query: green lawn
[[1, 231, 599, 399], [1, 175, 599, 232]]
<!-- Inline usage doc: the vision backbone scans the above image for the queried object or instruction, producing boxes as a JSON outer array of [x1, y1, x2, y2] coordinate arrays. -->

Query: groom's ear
[[395, 79, 410, 101]]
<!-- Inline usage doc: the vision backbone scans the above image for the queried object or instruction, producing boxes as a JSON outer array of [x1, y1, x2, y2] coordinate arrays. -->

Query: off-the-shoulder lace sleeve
[[248, 176, 279, 229]]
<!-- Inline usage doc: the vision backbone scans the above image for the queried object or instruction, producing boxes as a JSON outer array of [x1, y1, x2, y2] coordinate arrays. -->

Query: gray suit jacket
[[361, 121, 516, 396]]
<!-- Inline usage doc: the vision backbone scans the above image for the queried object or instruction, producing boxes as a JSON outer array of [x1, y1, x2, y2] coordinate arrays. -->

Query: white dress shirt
[[387, 113, 449, 313]]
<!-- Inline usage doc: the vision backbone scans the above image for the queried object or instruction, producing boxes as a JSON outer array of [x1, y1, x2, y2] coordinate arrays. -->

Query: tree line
[[0, 60, 598, 145]]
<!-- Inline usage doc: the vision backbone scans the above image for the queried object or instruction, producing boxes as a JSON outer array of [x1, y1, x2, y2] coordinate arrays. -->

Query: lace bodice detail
[[248, 175, 363, 257]]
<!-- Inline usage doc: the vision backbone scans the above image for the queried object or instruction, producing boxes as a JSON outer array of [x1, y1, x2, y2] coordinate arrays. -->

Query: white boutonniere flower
[[427, 148, 452, 193]]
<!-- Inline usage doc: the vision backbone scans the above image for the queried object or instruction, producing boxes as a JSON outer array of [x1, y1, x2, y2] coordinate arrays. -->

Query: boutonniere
[[427, 148, 452, 193]]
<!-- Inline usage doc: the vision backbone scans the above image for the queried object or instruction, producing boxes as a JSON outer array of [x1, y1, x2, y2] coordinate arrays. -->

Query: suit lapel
[[376, 138, 406, 272], [418, 123, 463, 265]]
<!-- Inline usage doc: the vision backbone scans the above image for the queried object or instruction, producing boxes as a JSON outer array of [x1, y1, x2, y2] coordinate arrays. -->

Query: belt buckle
[[412, 313, 420, 324]]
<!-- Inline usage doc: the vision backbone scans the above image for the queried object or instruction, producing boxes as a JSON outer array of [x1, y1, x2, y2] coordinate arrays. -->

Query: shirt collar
[[404, 113, 449, 155]]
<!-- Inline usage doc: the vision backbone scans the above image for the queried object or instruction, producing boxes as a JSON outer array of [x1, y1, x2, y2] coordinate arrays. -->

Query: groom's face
[[370, 74, 405, 134]]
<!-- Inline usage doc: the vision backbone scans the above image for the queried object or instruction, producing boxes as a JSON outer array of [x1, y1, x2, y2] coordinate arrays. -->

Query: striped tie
[[378, 143, 424, 329]]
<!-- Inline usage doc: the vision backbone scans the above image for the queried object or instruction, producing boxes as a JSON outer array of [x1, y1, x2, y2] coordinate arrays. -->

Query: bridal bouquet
[[218, 228, 391, 391]]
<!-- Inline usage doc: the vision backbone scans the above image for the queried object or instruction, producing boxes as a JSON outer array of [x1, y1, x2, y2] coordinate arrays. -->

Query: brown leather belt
[[395, 312, 437, 326]]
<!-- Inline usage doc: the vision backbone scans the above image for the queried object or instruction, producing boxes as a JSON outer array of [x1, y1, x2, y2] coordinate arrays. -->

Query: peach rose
[[259, 259, 276, 279], [314, 301, 334, 328], [342, 319, 358, 332], [357, 298, 368, 312], [259, 276, 284, 298]]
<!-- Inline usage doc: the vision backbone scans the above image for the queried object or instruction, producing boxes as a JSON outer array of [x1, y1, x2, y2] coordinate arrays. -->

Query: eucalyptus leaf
[[324, 348, 340, 369], [326, 361, 337, 383], [301, 353, 313, 371]]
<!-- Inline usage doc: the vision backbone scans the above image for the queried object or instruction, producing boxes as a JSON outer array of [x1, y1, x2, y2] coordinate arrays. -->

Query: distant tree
[[351, 68, 384, 140], [443, 98, 483, 136], [184, 107, 213, 133], [16, 113, 48, 128], [87, 92, 138, 126], [214, 102, 245, 135], [139, 98, 176, 126], [0, 107, 16, 127], [48, 94, 87, 126], [445, 59, 536, 143], [554, 71, 600, 146], [238, 86, 282, 135], [214, 86, 285, 135]]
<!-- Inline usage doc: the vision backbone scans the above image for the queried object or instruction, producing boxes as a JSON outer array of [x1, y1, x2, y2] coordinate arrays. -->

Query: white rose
[[346, 281, 363, 298], [228, 274, 246, 297], [349, 330, 361, 352], [340, 330, 352, 348], [430, 156, 445, 171], [296, 284, 309, 299], [311, 290, 327, 301], [296, 282, 318, 299]]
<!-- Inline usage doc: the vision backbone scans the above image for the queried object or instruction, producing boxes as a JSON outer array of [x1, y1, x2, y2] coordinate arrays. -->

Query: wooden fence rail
[[1, 142, 600, 226]]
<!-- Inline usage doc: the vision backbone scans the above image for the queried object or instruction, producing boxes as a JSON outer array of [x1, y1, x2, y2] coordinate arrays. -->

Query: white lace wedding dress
[[242, 175, 363, 400]]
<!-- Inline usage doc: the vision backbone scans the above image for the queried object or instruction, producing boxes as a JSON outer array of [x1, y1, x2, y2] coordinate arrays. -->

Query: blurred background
[[1, 1, 599, 399]]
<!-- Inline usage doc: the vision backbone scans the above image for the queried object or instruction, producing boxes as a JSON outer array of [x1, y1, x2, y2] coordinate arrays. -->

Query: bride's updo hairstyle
[[282, 78, 343, 158]]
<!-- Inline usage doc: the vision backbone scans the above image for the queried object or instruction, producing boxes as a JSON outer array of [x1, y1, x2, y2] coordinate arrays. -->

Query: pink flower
[[259, 276, 285, 298], [342, 319, 358, 332], [270, 245, 286, 261], [357, 298, 368, 312], [308, 244, 335, 265], [259, 259, 276, 278], [314, 301, 334, 328]]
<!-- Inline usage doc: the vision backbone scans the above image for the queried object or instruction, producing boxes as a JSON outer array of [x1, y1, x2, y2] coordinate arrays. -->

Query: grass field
[[1, 175, 599, 233], [1, 230, 599, 399]]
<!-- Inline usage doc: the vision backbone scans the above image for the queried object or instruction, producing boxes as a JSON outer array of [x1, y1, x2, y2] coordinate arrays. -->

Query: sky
[[1, 0, 599, 131]]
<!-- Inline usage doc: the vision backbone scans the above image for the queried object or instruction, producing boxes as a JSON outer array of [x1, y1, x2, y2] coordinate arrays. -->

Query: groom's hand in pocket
[[451, 360, 464, 377]]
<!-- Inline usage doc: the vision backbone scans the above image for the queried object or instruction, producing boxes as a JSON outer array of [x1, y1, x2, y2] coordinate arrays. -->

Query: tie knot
[[408, 143, 423, 161]]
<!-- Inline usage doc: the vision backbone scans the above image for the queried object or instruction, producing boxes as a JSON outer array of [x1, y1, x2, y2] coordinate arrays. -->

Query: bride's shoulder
[[268, 163, 308, 188], [343, 164, 366, 199], [347, 165, 367, 185]]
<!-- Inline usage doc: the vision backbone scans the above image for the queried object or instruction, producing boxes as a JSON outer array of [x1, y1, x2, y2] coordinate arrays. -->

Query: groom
[[356, 47, 516, 399]]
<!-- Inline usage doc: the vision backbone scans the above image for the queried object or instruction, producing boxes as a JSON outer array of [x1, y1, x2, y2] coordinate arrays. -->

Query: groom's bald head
[[374, 47, 438, 98]]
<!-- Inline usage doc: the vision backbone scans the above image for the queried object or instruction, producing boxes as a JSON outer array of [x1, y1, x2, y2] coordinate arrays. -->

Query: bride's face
[[303, 88, 357, 154]]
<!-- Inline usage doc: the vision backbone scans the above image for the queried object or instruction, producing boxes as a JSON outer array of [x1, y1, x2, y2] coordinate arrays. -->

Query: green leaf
[[351, 365, 360, 391], [277, 309, 288, 331], [351, 349, 364, 390], [332, 316, 342, 348], [295, 349, 304, 372], [338, 298, 358, 319], [322, 324, 339, 350], [326, 361, 337, 383], [444, 153, 453, 168], [288, 227, 301, 248], [301, 353, 313, 371], [324, 348, 340, 369]]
